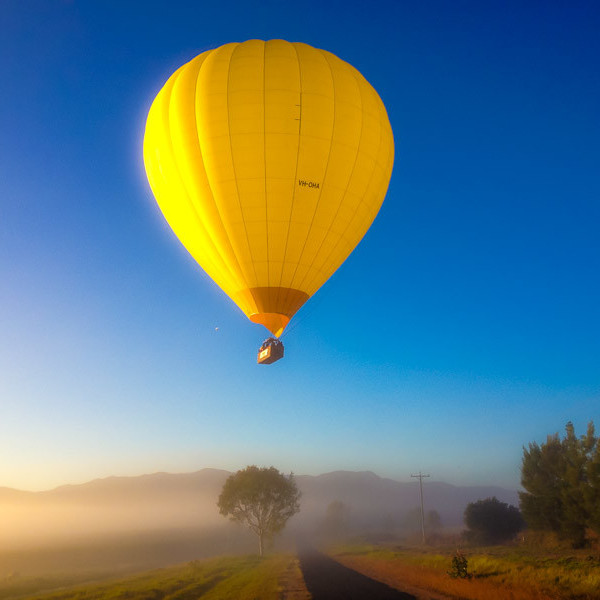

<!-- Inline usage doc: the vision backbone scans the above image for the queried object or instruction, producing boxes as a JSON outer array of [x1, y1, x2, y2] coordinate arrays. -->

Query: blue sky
[[1, 0, 598, 492]]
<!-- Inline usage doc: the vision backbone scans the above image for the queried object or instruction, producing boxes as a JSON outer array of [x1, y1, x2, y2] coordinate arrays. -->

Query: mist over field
[[0, 470, 227, 548], [0, 468, 518, 577]]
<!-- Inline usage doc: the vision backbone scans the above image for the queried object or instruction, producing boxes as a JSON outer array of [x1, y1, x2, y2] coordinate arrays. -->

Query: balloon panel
[[144, 40, 394, 336]]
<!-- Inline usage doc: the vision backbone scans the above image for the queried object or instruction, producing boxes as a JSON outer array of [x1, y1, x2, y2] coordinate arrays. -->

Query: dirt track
[[297, 548, 417, 600]]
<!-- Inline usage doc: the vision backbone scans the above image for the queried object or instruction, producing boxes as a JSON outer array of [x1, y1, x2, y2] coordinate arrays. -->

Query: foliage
[[401, 507, 443, 534], [520, 421, 600, 547], [464, 497, 525, 544], [426, 509, 443, 532], [217, 466, 300, 557], [401, 507, 423, 531], [447, 549, 470, 578], [323, 500, 350, 539]]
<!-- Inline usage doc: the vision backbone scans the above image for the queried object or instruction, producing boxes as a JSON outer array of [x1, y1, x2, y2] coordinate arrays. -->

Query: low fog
[[0, 469, 518, 577], [0, 493, 222, 547]]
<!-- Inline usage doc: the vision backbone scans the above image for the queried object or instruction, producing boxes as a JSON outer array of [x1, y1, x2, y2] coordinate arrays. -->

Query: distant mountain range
[[0, 469, 519, 547], [295, 470, 519, 530]]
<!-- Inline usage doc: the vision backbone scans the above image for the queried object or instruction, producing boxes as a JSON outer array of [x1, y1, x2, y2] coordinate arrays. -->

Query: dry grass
[[330, 543, 600, 600]]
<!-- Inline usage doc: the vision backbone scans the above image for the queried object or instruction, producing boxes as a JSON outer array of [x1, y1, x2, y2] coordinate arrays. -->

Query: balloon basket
[[257, 338, 284, 365]]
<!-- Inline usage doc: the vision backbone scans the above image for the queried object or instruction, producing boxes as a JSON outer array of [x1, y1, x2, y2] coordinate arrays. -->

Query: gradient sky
[[1, 0, 599, 492]]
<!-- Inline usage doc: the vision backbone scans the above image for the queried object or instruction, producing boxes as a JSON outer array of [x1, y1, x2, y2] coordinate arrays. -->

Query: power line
[[411, 471, 430, 544]]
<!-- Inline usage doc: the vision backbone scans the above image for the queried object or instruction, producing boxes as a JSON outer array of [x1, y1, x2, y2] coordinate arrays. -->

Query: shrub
[[464, 497, 525, 544], [448, 550, 470, 579]]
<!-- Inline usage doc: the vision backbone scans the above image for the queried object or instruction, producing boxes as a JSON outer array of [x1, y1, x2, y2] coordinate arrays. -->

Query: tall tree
[[586, 425, 600, 534], [560, 422, 591, 545], [217, 466, 300, 557], [520, 421, 599, 547], [520, 433, 566, 534]]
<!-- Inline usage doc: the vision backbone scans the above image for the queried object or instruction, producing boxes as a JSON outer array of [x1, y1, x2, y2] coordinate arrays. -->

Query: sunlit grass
[[0, 573, 116, 600], [331, 542, 600, 600], [10, 554, 299, 600]]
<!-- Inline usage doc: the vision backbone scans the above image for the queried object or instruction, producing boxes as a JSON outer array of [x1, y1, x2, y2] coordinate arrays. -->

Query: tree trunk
[[258, 532, 264, 557]]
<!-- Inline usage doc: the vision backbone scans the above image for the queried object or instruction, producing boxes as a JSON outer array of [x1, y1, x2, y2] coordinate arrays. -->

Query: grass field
[[0, 554, 308, 600], [4, 540, 600, 599], [330, 542, 600, 600]]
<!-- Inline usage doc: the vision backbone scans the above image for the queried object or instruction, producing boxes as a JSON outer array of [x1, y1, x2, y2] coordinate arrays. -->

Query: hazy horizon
[[0, 465, 521, 494], [0, 468, 519, 557]]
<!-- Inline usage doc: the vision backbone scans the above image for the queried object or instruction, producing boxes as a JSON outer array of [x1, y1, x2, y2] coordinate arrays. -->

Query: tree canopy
[[520, 421, 600, 547], [464, 497, 524, 544], [217, 466, 301, 556]]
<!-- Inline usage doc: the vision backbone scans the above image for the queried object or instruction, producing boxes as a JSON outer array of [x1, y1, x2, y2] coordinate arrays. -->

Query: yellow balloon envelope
[[143, 40, 394, 337]]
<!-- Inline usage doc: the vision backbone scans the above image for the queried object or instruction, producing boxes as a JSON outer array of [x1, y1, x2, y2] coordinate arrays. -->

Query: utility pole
[[411, 471, 430, 544]]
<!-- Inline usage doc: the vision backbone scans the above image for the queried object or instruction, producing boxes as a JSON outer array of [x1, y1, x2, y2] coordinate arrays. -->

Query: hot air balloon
[[143, 39, 394, 363]]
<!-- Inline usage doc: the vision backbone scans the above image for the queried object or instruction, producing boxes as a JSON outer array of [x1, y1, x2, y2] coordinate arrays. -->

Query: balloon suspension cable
[[279, 284, 332, 341]]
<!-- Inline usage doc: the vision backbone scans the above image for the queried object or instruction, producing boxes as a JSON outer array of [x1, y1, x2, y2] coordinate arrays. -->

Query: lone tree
[[323, 500, 350, 540], [217, 466, 300, 556], [464, 497, 524, 544]]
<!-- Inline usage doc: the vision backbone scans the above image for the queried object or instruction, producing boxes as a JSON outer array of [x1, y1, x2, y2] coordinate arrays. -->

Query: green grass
[[3, 555, 293, 600], [0, 573, 118, 600]]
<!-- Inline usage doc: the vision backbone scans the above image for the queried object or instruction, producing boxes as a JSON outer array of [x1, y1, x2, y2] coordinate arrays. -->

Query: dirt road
[[297, 548, 417, 600]]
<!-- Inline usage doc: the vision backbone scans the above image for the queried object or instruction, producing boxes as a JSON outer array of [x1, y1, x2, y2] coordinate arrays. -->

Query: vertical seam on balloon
[[303, 71, 384, 294], [285, 48, 337, 303], [183, 53, 243, 290], [191, 46, 254, 310], [165, 65, 224, 286], [167, 57, 242, 296], [294, 54, 364, 294], [263, 40, 270, 292], [303, 71, 386, 295], [186, 55, 245, 289], [226, 43, 260, 289], [155, 66, 232, 292], [274, 42, 303, 310], [356, 102, 387, 233], [361, 93, 390, 225]]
